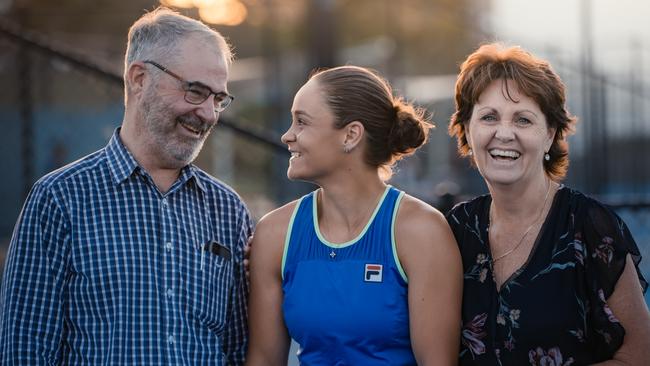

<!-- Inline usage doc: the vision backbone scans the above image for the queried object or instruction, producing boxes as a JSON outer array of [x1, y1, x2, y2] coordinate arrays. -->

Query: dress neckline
[[313, 185, 392, 249], [486, 185, 565, 293]]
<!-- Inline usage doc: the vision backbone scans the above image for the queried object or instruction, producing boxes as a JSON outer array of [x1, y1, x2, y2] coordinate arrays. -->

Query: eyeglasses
[[144, 60, 234, 113]]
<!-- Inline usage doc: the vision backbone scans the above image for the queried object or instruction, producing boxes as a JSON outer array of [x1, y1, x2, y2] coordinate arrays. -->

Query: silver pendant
[[329, 250, 336, 259]]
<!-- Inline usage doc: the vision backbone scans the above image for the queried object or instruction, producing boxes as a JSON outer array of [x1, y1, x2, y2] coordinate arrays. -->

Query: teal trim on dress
[[391, 191, 408, 283], [313, 185, 391, 249], [281, 197, 303, 281]]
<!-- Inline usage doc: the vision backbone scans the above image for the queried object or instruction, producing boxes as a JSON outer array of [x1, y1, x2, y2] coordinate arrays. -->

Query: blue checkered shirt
[[0, 129, 252, 365]]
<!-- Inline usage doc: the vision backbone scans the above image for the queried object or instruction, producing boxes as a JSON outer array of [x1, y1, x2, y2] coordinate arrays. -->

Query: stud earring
[[468, 149, 473, 156], [544, 152, 550, 161], [343, 145, 351, 154]]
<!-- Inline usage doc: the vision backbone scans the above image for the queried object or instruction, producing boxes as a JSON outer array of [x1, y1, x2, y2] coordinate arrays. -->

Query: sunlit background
[[161, 0, 249, 26], [1, 1, 649, 361]]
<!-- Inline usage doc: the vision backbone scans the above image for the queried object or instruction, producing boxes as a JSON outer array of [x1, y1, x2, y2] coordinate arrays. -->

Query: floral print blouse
[[447, 186, 647, 365]]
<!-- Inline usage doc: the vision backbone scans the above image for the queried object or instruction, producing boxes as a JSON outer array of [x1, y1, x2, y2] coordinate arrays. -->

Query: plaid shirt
[[0, 129, 252, 365]]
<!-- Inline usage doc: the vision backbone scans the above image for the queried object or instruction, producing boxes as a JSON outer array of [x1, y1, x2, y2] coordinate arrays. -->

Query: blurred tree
[[1, 0, 488, 207], [6, 0, 485, 76], [8, 0, 160, 66], [338, 0, 482, 76]]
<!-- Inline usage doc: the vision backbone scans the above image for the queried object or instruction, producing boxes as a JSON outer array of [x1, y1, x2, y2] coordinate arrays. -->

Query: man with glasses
[[0, 7, 251, 365]]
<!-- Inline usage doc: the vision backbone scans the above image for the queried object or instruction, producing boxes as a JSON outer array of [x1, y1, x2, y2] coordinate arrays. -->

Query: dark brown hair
[[311, 65, 433, 178], [449, 43, 577, 180]]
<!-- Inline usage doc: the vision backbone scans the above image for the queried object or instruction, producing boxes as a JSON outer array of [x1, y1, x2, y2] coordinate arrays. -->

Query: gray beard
[[140, 94, 208, 168]]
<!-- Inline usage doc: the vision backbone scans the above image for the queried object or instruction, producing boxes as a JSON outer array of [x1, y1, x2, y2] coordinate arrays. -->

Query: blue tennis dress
[[282, 186, 416, 366]]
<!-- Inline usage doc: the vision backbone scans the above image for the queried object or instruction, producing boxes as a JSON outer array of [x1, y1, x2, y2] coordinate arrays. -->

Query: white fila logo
[[364, 264, 383, 283]]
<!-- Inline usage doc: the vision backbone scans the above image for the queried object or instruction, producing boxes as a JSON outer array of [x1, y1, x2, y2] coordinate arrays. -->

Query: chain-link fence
[[1, 13, 648, 302]]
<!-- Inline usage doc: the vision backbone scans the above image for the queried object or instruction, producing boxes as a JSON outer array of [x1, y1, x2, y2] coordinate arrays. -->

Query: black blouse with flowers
[[447, 186, 647, 366]]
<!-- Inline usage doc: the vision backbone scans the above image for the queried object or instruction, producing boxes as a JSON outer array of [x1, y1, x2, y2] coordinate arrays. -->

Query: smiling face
[[138, 35, 228, 168], [466, 79, 555, 188], [281, 79, 347, 183]]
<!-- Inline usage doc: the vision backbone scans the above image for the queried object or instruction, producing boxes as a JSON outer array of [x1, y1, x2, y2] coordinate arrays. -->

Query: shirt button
[[165, 242, 173, 251], [168, 335, 174, 345], [162, 198, 168, 206], [166, 288, 173, 299]]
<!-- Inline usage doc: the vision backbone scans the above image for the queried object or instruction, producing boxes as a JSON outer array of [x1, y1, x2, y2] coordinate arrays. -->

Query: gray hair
[[124, 7, 233, 80]]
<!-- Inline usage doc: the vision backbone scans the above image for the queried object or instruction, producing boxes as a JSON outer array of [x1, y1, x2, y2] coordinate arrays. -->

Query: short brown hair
[[311, 66, 433, 179], [449, 43, 577, 180]]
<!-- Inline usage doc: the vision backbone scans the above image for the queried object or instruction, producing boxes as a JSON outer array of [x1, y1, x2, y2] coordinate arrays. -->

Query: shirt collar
[[105, 128, 139, 185], [104, 128, 206, 193], [179, 164, 207, 193]]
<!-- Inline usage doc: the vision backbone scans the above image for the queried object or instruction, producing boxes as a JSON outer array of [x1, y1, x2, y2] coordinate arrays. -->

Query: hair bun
[[388, 101, 433, 157], [395, 105, 413, 124]]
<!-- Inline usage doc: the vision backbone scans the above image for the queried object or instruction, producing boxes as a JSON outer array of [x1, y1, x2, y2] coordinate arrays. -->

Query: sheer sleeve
[[582, 201, 647, 298], [580, 198, 647, 359]]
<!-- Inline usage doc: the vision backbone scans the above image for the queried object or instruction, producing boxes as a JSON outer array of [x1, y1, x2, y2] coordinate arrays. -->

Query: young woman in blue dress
[[245, 66, 463, 365]]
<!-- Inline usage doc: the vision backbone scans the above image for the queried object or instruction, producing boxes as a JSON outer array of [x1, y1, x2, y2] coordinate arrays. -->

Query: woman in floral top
[[447, 43, 650, 365]]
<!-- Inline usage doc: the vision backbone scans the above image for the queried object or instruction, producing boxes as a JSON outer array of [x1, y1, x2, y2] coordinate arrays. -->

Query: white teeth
[[489, 149, 520, 159], [290, 152, 301, 158], [181, 122, 200, 135]]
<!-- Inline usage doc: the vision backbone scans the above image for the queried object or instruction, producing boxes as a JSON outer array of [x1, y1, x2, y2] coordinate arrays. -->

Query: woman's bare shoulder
[[395, 194, 458, 256], [397, 194, 448, 230], [253, 199, 302, 248]]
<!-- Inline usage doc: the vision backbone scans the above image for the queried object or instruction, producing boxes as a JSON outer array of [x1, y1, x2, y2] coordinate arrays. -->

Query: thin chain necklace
[[490, 180, 553, 263]]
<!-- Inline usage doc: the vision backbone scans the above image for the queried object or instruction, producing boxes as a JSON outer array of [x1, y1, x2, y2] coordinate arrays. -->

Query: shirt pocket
[[182, 241, 235, 335]]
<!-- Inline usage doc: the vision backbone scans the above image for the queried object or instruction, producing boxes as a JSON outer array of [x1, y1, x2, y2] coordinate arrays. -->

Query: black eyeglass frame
[[143, 60, 234, 113]]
